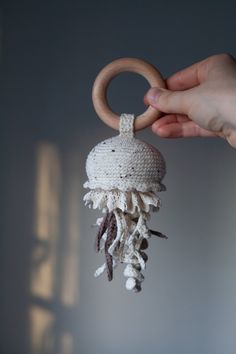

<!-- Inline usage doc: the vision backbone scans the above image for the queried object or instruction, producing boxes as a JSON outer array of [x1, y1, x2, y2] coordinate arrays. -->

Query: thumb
[[144, 87, 191, 116]]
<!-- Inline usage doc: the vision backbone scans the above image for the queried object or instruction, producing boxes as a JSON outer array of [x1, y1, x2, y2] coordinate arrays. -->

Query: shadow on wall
[[29, 142, 80, 354]]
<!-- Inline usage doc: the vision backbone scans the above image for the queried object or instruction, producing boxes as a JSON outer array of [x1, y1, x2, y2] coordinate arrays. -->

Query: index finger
[[166, 57, 208, 91]]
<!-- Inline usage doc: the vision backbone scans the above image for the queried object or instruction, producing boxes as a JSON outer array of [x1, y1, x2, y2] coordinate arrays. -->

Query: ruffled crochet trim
[[83, 188, 161, 213], [83, 180, 166, 194]]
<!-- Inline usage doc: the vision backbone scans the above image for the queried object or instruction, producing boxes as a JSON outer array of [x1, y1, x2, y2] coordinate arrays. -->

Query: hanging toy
[[84, 58, 167, 292]]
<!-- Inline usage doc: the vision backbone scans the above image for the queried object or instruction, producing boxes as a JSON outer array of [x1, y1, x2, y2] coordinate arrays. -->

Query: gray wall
[[1, 1, 236, 354]]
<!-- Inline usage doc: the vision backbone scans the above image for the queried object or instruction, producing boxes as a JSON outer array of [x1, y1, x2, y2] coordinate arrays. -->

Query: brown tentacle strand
[[105, 253, 113, 281], [95, 212, 110, 252], [104, 212, 117, 281], [140, 238, 148, 250], [150, 229, 168, 239]]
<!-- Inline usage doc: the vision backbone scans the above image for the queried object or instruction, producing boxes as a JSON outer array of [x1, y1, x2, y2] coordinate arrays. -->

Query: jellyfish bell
[[84, 128, 166, 214]]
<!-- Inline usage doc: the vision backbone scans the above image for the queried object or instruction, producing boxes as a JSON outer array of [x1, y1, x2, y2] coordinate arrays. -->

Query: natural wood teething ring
[[92, 58, 166, 131]]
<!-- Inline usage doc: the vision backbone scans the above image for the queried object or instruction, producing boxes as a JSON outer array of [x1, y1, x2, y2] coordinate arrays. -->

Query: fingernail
[[145, 87, 163, 106]]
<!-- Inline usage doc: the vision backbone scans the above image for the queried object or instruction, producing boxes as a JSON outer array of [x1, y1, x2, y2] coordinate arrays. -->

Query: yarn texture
[[84, 114, 167, 292]]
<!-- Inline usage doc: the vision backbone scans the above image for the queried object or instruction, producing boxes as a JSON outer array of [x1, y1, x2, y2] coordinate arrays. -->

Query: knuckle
[[218, 53, 234, 62], [159, 91, 172, 108], [159, 90, 190, 115], [210, 53, 235, 65]]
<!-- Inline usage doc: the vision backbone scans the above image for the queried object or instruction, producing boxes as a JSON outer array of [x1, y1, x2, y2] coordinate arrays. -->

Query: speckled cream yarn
[[84, 116, 166, 193], [84, 114, 167, 292]]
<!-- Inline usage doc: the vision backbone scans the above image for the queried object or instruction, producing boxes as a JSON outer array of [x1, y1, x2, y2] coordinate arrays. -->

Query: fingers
[[144, 87, 192, 115], [152, 114, 190, 129], [166, 59, 207, 90], [166, 54, 236, 91], [152, 115, 218, 138]]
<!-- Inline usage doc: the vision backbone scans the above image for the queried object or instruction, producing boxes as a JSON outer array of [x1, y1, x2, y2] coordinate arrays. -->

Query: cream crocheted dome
[[84, 135, 166, 193]]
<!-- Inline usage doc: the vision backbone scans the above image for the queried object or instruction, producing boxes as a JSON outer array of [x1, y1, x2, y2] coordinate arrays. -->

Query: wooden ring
[[92, 57, 166, 131]]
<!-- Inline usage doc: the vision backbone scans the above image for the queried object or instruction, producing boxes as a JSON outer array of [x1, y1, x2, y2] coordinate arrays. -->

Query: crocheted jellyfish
[[84, 114, 167, 292]]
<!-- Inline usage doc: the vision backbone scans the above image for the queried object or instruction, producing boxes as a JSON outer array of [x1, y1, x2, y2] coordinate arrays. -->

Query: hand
[[144, 54, 236, 148]]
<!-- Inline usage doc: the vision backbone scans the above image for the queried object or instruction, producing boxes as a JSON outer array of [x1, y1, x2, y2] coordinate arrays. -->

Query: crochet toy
[[84, 58, 167, 292]]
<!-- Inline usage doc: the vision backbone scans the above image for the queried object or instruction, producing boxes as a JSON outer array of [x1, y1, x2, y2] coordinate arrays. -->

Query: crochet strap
[[119, 114, 135, 138]]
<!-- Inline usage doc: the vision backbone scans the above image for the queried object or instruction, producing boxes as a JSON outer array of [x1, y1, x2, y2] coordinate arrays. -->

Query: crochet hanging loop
[[119, 113, 135, 138], [84, 58, 167, 293]]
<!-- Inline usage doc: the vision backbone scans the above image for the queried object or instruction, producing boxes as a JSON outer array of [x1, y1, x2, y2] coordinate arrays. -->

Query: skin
[[144, 54, 236, 148]]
